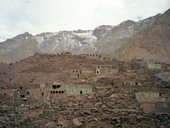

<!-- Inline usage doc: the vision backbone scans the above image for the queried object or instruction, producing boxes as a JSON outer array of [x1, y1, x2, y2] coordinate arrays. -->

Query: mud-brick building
[[70, 68, 95, 79], [0, 83, 93, 101], [96, 65, 118, 75], [101, 55, 112, 62], [0, 86, 33, 101], [31, 84, 51, 100], [164, 64, 170, 71], [135, 91, 170, 113], [49, 83, 92, 97], [80, 54, 113, 62], [167, 64, 170, 71], [12, 87, 32, 101], [61, 52, 72, 56], [80, 54, 102, 60], [10, 84, 48, 101], [156, 71, 170, 82], [139, 60, 162, 70], [70, 69, 82, 78], [0, 88, 11, 97]]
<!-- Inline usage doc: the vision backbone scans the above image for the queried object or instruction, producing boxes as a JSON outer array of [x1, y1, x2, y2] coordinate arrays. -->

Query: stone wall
[[80, 54, 102, 60], [156, 72, 170, 82], [135, 91, 170, 113]]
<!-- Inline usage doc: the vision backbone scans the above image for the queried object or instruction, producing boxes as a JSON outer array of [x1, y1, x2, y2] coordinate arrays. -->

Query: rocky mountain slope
[[0, 12, 161, 63], [94, 15, 159, 54], [0, 32, 39, 63], [114, 9, 170, 63]]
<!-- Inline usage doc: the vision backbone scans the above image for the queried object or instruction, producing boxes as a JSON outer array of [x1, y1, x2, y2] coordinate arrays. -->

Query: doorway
[[80, 91, 82, 94]]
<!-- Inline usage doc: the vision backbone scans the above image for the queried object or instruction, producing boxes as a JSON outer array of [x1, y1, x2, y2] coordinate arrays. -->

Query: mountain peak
[[21, 32, 33, 37], [119, 20, 136, 26]]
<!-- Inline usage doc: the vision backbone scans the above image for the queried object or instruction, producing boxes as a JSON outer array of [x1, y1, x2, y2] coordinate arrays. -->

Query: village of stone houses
[[0, 52, 170, 128]]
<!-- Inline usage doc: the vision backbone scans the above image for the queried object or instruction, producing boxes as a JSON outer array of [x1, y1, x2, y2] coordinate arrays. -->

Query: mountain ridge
[[113, 9, 170, 63], [0, 10, 167, 63]]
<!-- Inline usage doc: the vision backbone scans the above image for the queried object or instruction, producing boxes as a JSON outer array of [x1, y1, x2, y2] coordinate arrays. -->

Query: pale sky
[[0, 0, 170, 41]]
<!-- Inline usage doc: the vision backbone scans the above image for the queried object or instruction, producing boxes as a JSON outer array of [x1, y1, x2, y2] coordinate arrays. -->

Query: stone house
[[167, 64, 170, 71], [101, 55, 112, 61], [164, 64, 170, 71], [139, 60, 162, 70], [96, 65, 118, 75], [49, 83, 92, 98], [70, 69, 82, 78], [0, 88, 11, 97], [61, 52, 72, 56], [0, 83, 92, 101], [80, 54, 113, 62], [11, 86, 32, 101], [156, 71, 170, 82], [135, 91, 170, 113], [80, 54, 102, 60], [31, 84, 51, 100]]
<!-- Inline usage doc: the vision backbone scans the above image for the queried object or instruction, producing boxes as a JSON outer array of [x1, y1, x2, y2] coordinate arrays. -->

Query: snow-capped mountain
[[0, 13, 161, 63], [34, 30, 97, 54]]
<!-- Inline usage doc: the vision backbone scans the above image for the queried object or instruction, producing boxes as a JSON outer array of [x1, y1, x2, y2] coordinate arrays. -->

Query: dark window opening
[[80, 91, 83, 94], [57, 124, 62, 127], [97, 71, 99, 74], [59, 91, 64, 93], [4, 93, 7, 96], [73, 70, 75, 72], [77, 74, 80, 77], [20, 87, 23, 90], [51, 91, 53, 94], [56, 91, 58, 93], [42, 92, 44, 96], [21, 95, 25, 98], [159, 93, 165, 96], [52, 84, 61, 89], [27, 91, 30, 95]]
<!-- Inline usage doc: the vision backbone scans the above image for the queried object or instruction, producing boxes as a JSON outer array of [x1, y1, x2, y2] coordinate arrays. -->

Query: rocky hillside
[[114, 9, 170, 63], [94, 15, 159, 54], [0, 53, 106, 88], [0, 12, 160, 63], [0, 32, 39, 63]]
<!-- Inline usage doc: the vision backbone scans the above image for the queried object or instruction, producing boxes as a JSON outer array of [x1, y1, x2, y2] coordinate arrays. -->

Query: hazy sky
[[0, 0, 170, 41]]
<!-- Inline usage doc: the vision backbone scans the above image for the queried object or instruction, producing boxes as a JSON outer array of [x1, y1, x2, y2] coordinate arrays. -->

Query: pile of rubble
[[0, 106, 37, 128], [29, 84, 169, 128]]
